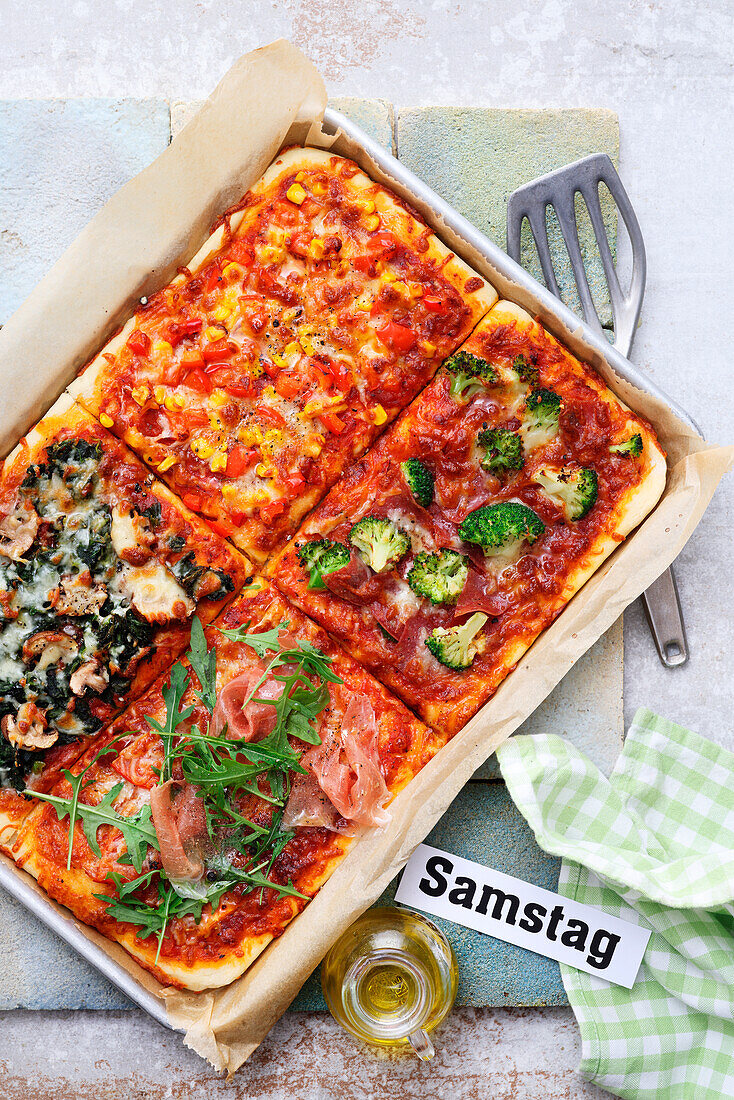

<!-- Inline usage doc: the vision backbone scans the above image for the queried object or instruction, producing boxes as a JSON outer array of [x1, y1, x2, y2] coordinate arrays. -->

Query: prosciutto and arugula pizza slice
[[269, 300, 667, 734], [9, 580, 440, 990], [69, 147, 497, 561], [0, 394, 250, 845]]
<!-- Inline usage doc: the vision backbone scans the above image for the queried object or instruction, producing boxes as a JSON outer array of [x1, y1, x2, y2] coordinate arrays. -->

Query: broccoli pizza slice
[[0, 394, 250, 845], [268, 300, 666, 735]]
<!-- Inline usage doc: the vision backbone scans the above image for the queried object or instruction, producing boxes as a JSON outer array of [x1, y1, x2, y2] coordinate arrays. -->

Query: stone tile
[[397, 107, 619, 328], [0, 99, 170, 324]]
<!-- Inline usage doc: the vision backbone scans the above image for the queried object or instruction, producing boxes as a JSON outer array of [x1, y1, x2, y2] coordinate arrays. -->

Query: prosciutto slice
[[282, 772, 354, 834], [210, 667, 285, 742], [150, 779, 209, 882], [299, 696, 390, 828], [324, 552, 383, 605]]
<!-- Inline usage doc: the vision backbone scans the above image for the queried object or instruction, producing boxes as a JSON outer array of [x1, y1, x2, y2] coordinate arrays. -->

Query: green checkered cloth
[[496, 708, 734, 1100]]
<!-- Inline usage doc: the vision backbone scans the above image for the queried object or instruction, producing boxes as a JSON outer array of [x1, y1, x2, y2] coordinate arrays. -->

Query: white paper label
[[395, 844, 650, 989]]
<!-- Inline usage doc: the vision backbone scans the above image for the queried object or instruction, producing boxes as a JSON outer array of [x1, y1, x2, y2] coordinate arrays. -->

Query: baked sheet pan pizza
[[0, 394, 250, 845], [9, 580, 442, 989], [269, 300, 667, 733], [69, 148, 497, 562]]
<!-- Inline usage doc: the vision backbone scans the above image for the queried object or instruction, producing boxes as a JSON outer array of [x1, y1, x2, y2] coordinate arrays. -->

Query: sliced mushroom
[[69, 658, 109, 696], [56, 573, 108, 616], [22, 631, 79, 671], [1, 702, 57, 751], [0, 500, 39, 561]]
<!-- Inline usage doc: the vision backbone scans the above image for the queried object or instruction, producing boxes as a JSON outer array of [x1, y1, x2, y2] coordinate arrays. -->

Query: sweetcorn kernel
[[364, 214, 381, 232], [208, 411, 224, 431], [311, 180, 327, 196], [131, 385, 150, 407], [308, 237, 326, 260], [191, 438, 215, 460], [222, 262, 242, 280], [256, 462, 276, 478], [372, 403, 388, 425], [286, 183, 306, 205], [99, 413, 114, 428], [422, 340, 437, 355], [153, 340, 173, 357], [222, 483, 239, 502], [172, 393, 186, 408], [157, 455, 177, 472], [284, 341, 300, 358], [209, 452, 227, 473], [153, 385, 166, 404], [354, 294, 372, 311], [210, 305, 231, 324], [206, 325, 226, 341], [210, 389, 228, 408], [361, 200, 376, 214]]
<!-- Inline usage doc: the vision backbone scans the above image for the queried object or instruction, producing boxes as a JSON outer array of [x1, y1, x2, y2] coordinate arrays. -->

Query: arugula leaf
[[219, 620, 290, 658], [30, 784, 159, 873], [145, 661, 194, 780], [186, 616, 217, 713]]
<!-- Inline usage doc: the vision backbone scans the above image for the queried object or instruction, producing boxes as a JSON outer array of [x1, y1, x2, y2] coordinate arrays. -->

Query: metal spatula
[[506, 153, 688, 667]]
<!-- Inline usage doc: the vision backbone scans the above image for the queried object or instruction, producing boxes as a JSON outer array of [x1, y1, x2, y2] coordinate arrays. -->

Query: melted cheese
[[117, 562, 194, 623]]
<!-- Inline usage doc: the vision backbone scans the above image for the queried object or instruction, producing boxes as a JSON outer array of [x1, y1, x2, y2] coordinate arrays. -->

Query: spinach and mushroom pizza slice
[[69, 147, 497, 561], [0, 394, 250, 845], [10, 580, 441, 990], [269, 300, 666, 735]]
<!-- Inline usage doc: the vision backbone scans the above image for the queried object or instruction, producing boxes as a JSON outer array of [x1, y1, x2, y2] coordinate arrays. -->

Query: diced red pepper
[[182, 491, 205, 512], [225, 444, 256, 478], [209, 517, 238, 539], [352, 255, 376, 276], [319, 411, 346, 434], [202, 339, 232, 362], [260, 499, 287, 523], [204, 264, 223, 294], [283, 471, 306, 493], [274, 373, 302, 399], [422, 295, 448, 313], [184, 366, 214, 394], [377, 320, 416, 352], [166, 318, 203, 347], [365, 232, 397, 257], [256, 404, 287, 428], [226, 381, 256, 399], [127, 329, 150, 356]]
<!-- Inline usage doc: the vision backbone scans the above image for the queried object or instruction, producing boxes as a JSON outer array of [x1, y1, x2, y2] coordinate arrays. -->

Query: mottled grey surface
[[0, 98, 170, 325]]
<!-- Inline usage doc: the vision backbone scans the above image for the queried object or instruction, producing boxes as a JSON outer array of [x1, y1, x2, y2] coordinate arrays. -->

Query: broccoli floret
[[401, 458, 434, 507], [297, 538, 350, 589], [520, 388, 562, 449], [444, 351, 498, 400], [610, 433, 643, 458], [534, 466, 598, 521], [459, 501, 545, 559], [407, 549, 469, 605], [477, 427, 524, 474], [425, 612, 488, 671], [349, 516, 410, 573], [512, 354, 539, 386]]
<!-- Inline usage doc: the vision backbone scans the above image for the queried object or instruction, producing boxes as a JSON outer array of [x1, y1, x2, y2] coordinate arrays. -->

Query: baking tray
[[0, 106, 701, 1033]]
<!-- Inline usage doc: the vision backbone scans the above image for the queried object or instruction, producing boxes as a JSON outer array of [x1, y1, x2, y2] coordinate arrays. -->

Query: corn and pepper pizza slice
[[10, 579, 441, 990], [69, 148, 497, 562], [0, 394, 250, 845], [269, 300, 667, 734]]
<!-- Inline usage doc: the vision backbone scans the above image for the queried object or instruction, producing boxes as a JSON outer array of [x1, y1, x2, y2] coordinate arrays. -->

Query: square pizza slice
[[68, 147, 497, 561], [9, 579, 442, 990], [268, 300, 667, 734], [0, 393, 250, 845]]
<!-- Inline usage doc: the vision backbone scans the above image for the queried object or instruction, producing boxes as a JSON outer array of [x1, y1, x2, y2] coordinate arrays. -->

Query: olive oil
[[321, 907, 458, 1058]]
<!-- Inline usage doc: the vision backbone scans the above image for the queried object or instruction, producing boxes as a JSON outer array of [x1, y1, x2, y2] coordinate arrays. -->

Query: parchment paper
[[0, 39, 730, 1075]]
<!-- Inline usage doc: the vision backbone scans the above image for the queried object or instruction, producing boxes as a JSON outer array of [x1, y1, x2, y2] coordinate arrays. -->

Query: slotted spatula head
[[506, 152, 646, 358]]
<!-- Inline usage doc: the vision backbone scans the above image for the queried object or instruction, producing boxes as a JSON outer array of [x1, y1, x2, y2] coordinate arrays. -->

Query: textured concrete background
[[0, 1, 732, 1096]]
